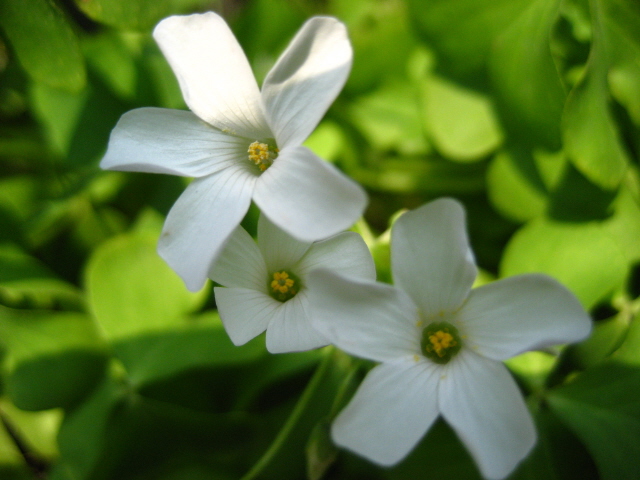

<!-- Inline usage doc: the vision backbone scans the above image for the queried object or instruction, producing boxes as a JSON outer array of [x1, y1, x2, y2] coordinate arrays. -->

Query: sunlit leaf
[[421, 74, 503, 162], [562, 0, 631, 189], [486, 150, 548, 223], [505, 351, 557, 392], [500, 217, 627, 308], [85, 233, 207, 341], [0, 0, 85, 91], [349, 80, 429, 155], [0, 399, 62, 462], [303, 122, 346, 163], [0, 307, 107, 410], [602, 181, 640, 263]]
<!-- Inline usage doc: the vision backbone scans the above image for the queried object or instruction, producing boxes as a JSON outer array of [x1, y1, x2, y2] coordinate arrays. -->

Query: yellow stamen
[[271, 271, 295, 294], [429, 330, 457, 358], [248, 141, 278, 172]]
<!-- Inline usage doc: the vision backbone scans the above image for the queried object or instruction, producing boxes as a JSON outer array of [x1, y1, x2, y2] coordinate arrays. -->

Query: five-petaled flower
[[210, 213, 375, 353], [307, 198, 592, 479], [101, 12, 366, 291]]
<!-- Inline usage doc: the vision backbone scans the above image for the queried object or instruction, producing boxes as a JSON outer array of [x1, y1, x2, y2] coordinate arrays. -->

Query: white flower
[[210, 213, 375, 353], [100, 12, 366, 291], [307, 198, 591, 479]]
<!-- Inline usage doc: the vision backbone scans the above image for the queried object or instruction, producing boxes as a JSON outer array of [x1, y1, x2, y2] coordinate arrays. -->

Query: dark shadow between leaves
[[548, 164, 616, 222]]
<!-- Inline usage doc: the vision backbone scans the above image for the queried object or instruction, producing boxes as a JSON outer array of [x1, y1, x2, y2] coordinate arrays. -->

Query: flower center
[[248, 140, 278, 172], [269, 270, 300, 302], [420, 321, 462, 364]]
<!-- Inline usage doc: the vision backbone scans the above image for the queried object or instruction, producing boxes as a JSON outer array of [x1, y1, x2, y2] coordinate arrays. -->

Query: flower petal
[[296, 231, 376, 281], [158, 167, 256, 291], [209, 225, 267, 292], [307, 269, 419, 362], [262, 17, 352, 148], [101, 108, 248, 177], [254, 146, 367, 242], [439, 351, 536, 480], [153, 13, 270, 139], [332, 360, 440, 466], [214, 287, 277, 346], [257, 213, 311, 273], [392, 198, 477, 317], [458, 274, 592, 361], [265, 292, 328, 353]]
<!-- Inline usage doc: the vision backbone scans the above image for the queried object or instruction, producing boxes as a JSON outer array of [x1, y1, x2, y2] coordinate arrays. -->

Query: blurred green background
[[0, 0, 639, 478]]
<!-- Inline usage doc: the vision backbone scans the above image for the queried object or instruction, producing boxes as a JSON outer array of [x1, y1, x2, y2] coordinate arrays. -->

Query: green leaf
[[488, 0, 566, 149], [29, 81, 87, 157], [0, 307, 108, 410], [486, 150, 548, 223], [113, 312, 266, 387], [306, 419, 338, 480], [303, 122, 346, 163], [505, 351, 557, 392], [82, 32, 138, 100], [0, 0, 86, 91], [74, 0, 211, 31], [500, 217, 627, 309], [49, 375, 125, 480], [562, 0, 631, 189], [30, 75, 129, 164], [421, 74, 503, 162], [599, 159, 640, 265], [352, 155, 486, 195], [510, 409, 598, 480], [389, 418, 480, 479], [85, 233, 207, 341], [0, 399, 62, 464], [0, 243, 84, 310], [604, 0, 640, 127], [406, 0, 532, 85], [240, 348, 356, 480], [571, 313, 629, 367], [349, 80, 430, 156], [611, 310, 640, 366], [233, 350, 322, 411], [52, 373, 255, 480], [547, 363, 640, 480], [231, 0, 306, 84], [334, 0, 418, 93], [548, 162, 617, 221]]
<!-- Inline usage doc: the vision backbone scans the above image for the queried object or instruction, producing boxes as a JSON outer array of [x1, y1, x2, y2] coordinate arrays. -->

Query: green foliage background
[[0, 0, 639, 478]]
